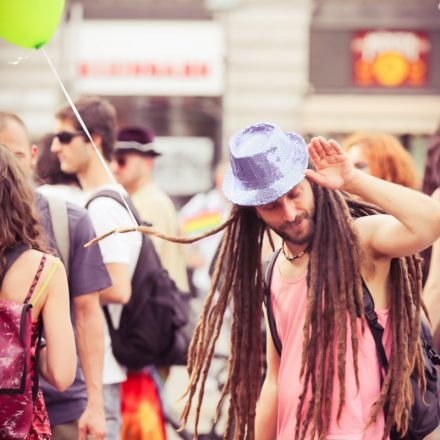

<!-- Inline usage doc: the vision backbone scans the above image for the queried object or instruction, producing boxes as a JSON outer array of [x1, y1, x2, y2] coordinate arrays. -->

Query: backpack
[[86, 190, 192, 370], [263, 248, 440, 440], [46, 194, 70, 272], [0, 245, 45, 439]]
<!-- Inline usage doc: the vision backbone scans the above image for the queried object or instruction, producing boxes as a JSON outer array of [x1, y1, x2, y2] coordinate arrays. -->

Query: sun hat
[[115, 126, 161, 157], [222, 122, 308, 206]]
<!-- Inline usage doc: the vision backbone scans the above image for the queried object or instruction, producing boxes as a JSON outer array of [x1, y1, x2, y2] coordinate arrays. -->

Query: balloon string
[[41, 47, 139, 230]]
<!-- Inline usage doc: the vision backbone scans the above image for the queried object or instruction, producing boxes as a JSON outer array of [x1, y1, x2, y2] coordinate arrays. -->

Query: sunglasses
[[53, 131, 85, 145], [115, 156, 127, 167]]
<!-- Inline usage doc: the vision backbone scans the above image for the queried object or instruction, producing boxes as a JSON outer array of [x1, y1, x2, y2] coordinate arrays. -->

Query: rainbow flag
[[182, 210, 223, 235]]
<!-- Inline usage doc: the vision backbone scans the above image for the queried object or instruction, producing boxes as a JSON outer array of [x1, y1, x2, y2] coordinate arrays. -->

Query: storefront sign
[[352, 31, 430, 87], [73, 20, 224, 96]]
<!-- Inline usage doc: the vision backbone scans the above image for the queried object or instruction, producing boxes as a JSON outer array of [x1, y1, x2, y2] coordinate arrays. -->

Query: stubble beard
[[271, 210, 315, 246]]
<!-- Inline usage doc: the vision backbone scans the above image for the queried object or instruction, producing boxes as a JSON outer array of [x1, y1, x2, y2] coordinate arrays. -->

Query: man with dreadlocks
[[178, 122, 440, 440], [86, 122, 440, 440]]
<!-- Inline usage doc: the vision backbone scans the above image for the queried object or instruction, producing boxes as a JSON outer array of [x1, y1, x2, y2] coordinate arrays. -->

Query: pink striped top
[[271, 258, 391, 440]]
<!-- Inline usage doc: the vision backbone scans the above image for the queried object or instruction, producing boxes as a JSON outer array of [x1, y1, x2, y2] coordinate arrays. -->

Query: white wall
[[219, 0, 312, 154]]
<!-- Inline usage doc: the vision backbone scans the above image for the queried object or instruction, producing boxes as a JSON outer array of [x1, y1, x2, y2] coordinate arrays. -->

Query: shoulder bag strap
[[263, 248, 283, 356], [24, 255, 47, 304], [362, 279, 389, 384], [28, 257, 61, 400], [85, 189, 151, 227], [32, 319, 44, 401], [420, 316, 440, 366], [102, 305, 115, 332], [46, 195, 70, 273], [85, 190, 145, 333]]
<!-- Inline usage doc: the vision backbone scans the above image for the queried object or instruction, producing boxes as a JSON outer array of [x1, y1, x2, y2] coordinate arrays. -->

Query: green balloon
[[0, 0, 65, 49]]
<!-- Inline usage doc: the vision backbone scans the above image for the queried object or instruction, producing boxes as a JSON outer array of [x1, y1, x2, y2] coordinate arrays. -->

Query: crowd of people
[[0, 96, 439, 440]]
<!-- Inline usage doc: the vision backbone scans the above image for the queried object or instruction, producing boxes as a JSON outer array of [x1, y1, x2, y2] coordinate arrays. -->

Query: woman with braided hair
[[87, 122, 440, 440]]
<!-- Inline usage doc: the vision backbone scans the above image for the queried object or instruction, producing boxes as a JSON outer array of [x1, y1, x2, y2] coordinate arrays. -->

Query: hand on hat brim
[[305, 137, 356, 190]]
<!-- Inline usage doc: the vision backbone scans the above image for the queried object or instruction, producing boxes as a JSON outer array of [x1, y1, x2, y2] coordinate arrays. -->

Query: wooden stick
[[84, 214, 238, 248]]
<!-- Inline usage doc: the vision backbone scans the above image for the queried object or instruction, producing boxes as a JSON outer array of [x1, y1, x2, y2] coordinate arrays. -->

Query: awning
[[299, 94, 440, 135]]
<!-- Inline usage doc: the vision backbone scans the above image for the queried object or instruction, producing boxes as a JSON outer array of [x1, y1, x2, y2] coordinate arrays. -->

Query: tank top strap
[[24, 255, 47, 304], [28, 258, 61, 307]]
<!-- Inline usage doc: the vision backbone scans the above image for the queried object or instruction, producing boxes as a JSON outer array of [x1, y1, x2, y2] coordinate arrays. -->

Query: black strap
[[102, 305, 115, 332], [86, 190, 140, 337], [362, 282, 440, 372], [32, 319, 43, 401], [420, 316, 440, 366], [263, 248, 283, 356], [362, 280, 389, 385], [85, 189, 151, 227]]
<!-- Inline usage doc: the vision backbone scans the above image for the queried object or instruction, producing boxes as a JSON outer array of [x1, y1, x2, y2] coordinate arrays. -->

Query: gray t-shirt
[[35, 193, 112, 425]]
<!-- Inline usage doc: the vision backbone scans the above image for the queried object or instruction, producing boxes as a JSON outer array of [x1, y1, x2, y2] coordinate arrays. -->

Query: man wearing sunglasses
[[110, 126, 189, 292], [51, 97, 142, 440], [0, 111, 111, 440], [53, 130, 87, 145]]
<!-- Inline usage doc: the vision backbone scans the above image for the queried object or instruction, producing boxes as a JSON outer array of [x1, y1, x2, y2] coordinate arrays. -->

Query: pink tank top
[[271, 258, 391, 440]]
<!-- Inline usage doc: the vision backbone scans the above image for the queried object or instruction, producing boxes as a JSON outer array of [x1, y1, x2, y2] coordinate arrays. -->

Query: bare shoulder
[[353, 214, 392, 240], [353, 217, 392, 295], [432, 188, 440, 201], [19, 250, 61, 269], [5, 248, 44, 271], [41, 254, 66, 281], [42, 253, 62, 266], [15, 251, 66, 282], [1, 250, 63, 302], [353, 214, 397, 257]]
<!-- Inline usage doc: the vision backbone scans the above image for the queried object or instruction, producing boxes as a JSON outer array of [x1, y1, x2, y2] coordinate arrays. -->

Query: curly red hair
[[343, 133, 419, 189]]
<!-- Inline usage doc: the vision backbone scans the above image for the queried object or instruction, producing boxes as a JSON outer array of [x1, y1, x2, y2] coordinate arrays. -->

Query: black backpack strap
[[420, 316, 440, 366], [32, 319, 43, 401], [85, 189, 151, 227], [263, 248, 283, 356], [102, 305, 115, 332], [362, 279, 395, 426], [362, 280, 389, 383], [85, 190, 152, 335]]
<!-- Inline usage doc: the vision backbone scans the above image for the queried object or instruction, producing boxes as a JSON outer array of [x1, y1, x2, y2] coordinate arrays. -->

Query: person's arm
[[74, 293, 106, 440], [255, 311, 279, 440], [68, 207, 112, 440], [305, 137, 440, 259], [99, 263, 131, 304], [423, 189, 440, 329], [39, 257, 76, 391], [87, 198, 136, 304]]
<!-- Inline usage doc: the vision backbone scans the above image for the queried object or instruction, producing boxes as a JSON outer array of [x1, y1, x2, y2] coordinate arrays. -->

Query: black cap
[[115, 126, 161, 157]]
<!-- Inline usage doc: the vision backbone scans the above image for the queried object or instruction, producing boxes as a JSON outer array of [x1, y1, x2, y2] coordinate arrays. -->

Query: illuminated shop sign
[[73, 20, 224, 96], [352, 31, 430, 87]]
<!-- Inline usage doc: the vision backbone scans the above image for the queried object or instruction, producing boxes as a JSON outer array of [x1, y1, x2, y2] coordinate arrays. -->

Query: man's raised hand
[[304, 136, 357, 190]]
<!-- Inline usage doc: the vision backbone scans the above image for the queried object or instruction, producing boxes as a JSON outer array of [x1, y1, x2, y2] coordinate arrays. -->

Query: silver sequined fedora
[[222, 122, 309, 206]]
